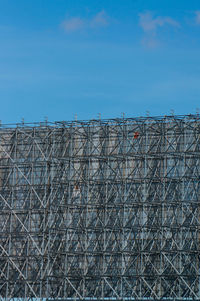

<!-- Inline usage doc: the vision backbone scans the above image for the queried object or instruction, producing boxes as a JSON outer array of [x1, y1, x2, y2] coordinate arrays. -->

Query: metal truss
[[0, 114, 200, 300]]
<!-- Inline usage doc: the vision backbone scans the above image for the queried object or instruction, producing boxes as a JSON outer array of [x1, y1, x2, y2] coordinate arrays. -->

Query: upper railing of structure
[[0, 113, 199, 129]]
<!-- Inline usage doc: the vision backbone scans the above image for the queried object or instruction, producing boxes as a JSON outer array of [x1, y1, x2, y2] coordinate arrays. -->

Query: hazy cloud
[[139, 11, 180, 48], [61, 17, 84, 33], [195, 11, 200, 24], [139, 11, 180, 34], [61, 10, 109, 33], [91, 11, 109, 28], [141, 37, 159, 49]]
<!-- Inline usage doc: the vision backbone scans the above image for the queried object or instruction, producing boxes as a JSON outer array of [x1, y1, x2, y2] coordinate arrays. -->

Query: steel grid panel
[[0, 115, 200, 300]]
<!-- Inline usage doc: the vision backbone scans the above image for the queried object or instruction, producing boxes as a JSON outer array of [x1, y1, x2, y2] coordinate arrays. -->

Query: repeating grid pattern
[[0, 115, 200, 300]]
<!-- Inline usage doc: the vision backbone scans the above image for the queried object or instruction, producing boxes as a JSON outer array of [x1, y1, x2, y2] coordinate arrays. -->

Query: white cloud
[[61, 17, 84, 33], [141, 37, 159, 49], [91, 10, 109, 28], [61, 11, 109, 33], [195, 11, 200, 24], [139, 11, 180, 34], [139, 11, 180, 48]]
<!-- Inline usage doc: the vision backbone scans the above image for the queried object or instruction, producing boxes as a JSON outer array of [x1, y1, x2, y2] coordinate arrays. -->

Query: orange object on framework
[[134, 132, 139, 139], [75, 184, 79, 190]]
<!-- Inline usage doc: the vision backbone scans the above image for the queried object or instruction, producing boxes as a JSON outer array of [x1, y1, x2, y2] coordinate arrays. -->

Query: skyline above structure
[[0, 0, 199, 123]]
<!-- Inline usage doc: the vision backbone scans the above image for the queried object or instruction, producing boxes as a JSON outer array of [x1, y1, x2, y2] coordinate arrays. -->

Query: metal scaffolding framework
[[0, 114, 200, 300]]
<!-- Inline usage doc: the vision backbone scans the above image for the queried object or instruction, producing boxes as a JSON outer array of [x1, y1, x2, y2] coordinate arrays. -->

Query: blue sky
[[0, 0, 200, 123]]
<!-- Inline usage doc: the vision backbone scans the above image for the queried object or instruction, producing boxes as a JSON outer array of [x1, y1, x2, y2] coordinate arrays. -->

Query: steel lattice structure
[[0, 114, 200, 300]]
